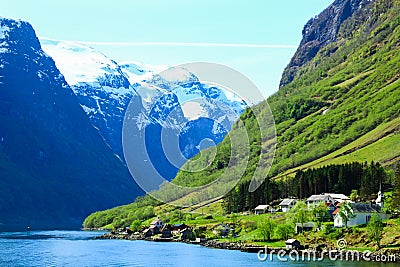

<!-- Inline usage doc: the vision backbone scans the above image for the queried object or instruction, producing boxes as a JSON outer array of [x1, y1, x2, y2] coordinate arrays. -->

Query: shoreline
[[92, 230, 400, 262]]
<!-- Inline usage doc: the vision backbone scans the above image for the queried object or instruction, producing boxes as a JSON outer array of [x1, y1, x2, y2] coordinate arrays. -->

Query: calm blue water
[[0, 231, 397, 266]]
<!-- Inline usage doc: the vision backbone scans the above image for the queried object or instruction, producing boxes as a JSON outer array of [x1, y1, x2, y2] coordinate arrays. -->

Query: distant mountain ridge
[[0, 18, 141, 230], [41, 39, 247, 179]]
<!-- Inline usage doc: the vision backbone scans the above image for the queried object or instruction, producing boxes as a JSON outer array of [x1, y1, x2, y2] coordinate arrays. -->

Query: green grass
[[252, 241, 285, 248], [275, 116, 400, 179], [346, 247, 376, 252]]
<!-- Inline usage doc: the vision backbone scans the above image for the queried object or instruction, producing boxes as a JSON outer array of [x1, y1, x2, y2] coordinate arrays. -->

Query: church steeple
[[376, 183, 384, 208]]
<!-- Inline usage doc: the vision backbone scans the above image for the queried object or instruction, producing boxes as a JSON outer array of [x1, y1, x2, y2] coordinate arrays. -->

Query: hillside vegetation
[[84, 0, 400, 226], [162, 0, 400, 205]]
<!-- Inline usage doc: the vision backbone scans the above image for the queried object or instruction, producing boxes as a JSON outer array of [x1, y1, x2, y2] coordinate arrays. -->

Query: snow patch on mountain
[[0, 25, 10, 39], [120, 61, 168, 84], [40, 38, 125, 86], [38, 37, 248, 177]]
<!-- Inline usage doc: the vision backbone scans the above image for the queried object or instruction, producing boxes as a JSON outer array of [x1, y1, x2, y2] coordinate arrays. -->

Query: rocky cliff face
[[0, 18, 141, 230], [279, 0, 376, 87]]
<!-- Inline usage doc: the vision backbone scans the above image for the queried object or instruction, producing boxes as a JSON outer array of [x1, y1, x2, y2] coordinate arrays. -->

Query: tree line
[[223, 161, 387, 213]]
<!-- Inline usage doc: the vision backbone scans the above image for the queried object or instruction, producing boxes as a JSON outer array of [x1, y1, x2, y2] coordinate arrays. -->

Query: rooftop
[[351, 203, 380, 213], [255, 205, 270, 210], [279, 198, 296, 206], [150, 218, 162, 225], [307, 193, 350, 202]]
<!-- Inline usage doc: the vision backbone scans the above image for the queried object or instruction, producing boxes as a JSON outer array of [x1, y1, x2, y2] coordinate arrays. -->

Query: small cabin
[[285, 239, 301, 250], [171, 223, 188, 232], [279, 199, 297, 212], [295, 222, 315, 234], [149, 225, 161, 235], [150, 218, 164, 228], [143, 228, 153, 237], [180, 228, 192, 240], [161, 224, 172, 238], [254, 205, 271, 215]]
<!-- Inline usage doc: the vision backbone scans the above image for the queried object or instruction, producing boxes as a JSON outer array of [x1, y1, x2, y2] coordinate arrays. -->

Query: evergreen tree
[[392, 164, 400, 211]]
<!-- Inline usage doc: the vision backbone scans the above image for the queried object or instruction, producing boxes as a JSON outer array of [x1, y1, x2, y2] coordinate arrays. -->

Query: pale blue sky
[[3, 0, 334, 97]]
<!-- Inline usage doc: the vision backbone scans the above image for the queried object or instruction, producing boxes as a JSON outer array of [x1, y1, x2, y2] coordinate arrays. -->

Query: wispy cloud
[[39, 37, 297, 49]]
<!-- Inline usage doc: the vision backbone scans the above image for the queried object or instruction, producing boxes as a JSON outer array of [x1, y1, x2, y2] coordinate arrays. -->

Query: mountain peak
[[279, 0, 376, 87]]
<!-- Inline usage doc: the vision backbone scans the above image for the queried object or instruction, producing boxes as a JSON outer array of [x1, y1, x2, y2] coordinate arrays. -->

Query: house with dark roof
[[143, 228, 153, 237], [180, 228, 192, 240], [333, 203, 390, 227], [160, 224, 172, 238], [295, 222, 315, 234], [171, 223, 188, 232], [143, 218, 164, 237], [285, 239, 301, 250], [279, 199, 297, 212]]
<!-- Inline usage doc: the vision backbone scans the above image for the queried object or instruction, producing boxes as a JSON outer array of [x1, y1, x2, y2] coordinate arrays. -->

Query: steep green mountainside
[[172, 0, 400, 189], [269, 0, 400, 175], [83, 0, 400, 226]]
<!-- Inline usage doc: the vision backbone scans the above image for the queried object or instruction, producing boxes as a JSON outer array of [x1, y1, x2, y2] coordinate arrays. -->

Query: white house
[[279, 199, 297, 212], [328, 193, 351, 203], [333, 203, 390, 227], [306, 194, 335, 209], [254, 205, 271, 214]]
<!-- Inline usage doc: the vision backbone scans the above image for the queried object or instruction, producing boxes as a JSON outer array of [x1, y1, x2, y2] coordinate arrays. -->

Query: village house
[[285, 239, 301, 250], [295, 222, 315, 234], [150, 218, 164, 228], [306, 193, 350, 209], [279, 198, 297, 212], [254, 204, 272, 215], [160, 224, 172, 238], [333, 202, 390, 227], [180, 228, 192, 240], [142, 218, 164, 237], [143, 228, 153, 238], [143, 226, 161, 237]]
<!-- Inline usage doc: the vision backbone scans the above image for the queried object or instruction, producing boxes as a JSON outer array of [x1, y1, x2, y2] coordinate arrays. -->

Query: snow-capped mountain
[[41, 39, 248, 179]]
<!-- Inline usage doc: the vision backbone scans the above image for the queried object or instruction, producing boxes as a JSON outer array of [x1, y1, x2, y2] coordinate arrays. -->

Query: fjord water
[[0, 231, 396, 267]]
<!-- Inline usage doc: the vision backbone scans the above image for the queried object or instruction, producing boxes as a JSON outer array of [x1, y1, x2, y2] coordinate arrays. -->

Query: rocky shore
[[93, 231, 264, 251], [92, 230, 400, 262]]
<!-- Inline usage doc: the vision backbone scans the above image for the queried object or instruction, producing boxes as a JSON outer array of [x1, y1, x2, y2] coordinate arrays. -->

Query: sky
[[3, 0, 334, 97]]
